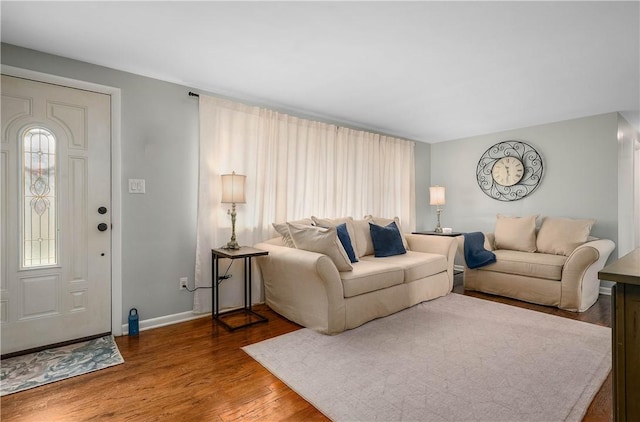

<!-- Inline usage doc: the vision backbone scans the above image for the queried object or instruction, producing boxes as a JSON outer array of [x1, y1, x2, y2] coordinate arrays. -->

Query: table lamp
[[221, 171, 246, 249], [429, 186, 445, 233]]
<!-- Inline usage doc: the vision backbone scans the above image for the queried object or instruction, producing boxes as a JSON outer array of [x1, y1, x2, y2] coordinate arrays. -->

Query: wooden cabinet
[[599, 248, 640, 422]]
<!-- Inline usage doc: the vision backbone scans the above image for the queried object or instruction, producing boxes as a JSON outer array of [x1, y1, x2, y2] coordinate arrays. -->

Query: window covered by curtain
[[194, 95, 415, 312]]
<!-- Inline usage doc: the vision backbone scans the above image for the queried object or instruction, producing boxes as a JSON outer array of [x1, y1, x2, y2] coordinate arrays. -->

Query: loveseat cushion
[[536, 217, 595, 256], [494, 214, 537, 252], [340, 260, 404, 298], [360, 251, 447, 283], [478, 250, 567, 280]]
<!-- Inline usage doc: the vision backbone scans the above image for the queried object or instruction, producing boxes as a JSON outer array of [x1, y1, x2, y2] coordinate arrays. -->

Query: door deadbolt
[[98, 206, 108, 214]]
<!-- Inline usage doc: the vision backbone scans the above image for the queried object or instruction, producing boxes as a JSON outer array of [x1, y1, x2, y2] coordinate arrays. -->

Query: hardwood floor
[[2, 276, 612, 421]]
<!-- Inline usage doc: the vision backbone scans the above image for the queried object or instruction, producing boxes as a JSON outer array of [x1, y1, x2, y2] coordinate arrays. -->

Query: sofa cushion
[[352, 216, 409, 258], [360, 251, 447, 283], [494, 214, 537, 252], [287, 223, 353, 272], [479, 250, 567, 280], [352, 218, 375, 258], [311, 216, 358, 262], [273, 218, 313, 248], [369, 221, 406, 257], [340, 260, 404, 298], [536, 217, 595, 256]]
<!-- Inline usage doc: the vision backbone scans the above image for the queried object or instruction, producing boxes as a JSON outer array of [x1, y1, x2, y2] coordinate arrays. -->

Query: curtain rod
[[188, 91, 199, 97]]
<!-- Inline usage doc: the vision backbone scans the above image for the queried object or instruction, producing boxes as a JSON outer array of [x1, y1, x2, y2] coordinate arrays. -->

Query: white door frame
[[2, 65, 123, 336]]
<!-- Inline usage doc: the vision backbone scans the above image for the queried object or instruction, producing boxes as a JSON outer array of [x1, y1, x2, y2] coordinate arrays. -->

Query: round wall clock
[[476, 140, 543, 201]]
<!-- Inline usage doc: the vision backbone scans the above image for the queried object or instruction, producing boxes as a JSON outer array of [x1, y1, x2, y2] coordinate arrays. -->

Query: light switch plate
[[128, 179, 146, 194]]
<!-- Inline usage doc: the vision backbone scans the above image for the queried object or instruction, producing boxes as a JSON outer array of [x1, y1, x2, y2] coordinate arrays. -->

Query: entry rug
[[244, 293, 611, 422], [1, 335, 124, 396]]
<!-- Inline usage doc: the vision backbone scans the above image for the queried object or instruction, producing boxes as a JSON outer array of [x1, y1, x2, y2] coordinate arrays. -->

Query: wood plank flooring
[[1, 276, 612, 421]]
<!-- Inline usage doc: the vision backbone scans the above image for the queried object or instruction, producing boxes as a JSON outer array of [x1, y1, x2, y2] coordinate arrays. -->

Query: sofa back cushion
[[351, 216, 410, 258], [494, 214, 538, 252], [273, 218, 314, 248], [352, 218, 374, 257], [287, 222, 353, 272], [536, 217, 595, 256], [311, 216, 358, 262]]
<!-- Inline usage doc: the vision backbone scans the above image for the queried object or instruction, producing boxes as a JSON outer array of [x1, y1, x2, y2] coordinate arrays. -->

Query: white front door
[[1, 75, 112, 355]]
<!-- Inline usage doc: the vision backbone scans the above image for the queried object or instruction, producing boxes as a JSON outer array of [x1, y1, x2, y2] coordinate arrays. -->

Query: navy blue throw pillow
[[369, 221, 407, 257], [336, 223, 358, 263]]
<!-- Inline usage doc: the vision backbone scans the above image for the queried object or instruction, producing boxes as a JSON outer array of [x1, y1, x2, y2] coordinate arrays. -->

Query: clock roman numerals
[[491, 156, 524, 187]]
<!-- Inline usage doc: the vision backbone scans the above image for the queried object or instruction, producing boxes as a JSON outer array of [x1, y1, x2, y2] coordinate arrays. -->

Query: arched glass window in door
[[22, 127, 57, 267]]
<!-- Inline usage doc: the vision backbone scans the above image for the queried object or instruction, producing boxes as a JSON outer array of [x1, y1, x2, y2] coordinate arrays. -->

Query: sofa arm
[[406, 234, 457, 256], [254, 242, 346, 334], [406, 234, 457, 287], [560, 239, 615, 311]]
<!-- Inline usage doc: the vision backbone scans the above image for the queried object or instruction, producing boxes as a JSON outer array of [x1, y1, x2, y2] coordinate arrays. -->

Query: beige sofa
[[457, 215, 615, 312], [254, 216, 457, 334]]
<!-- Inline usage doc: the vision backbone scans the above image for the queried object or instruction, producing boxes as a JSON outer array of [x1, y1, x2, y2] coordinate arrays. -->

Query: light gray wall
[[423, 113, 620, 261], [1, 43, 199, 324]]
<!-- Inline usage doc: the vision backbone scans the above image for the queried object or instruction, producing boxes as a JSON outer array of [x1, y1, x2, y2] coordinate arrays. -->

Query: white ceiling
[[2, 1, 639, 143]]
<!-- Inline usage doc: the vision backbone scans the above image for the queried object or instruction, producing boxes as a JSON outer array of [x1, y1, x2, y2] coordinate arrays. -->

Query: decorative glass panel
[[22, 128, 57, 267]]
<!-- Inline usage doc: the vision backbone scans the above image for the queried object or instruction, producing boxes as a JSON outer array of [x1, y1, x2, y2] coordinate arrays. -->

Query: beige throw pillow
[[536, 217, 595, 256], [272, 218, 313, 248], [351, 218, 374, 257], [311, 216, 358, 254], [287, 222, 353, 272], [494, 214, 537, 252]]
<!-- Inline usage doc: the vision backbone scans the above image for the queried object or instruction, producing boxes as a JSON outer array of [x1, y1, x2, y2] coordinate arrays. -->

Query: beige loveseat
[[457, 215, 615, 312], [254, 216, 457, 334]]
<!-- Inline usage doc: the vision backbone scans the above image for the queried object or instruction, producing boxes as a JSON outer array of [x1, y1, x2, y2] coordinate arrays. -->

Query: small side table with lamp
[[213, 171, 269, 331]]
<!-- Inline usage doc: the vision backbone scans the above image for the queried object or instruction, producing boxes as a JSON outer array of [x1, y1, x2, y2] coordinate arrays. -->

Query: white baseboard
[[454, 264, 465, 273], [121, 310, 210, 336], [599, 285, 612, 296]]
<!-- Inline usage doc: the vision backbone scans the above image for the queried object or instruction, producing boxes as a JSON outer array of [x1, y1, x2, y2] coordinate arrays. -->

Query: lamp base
[[225, 240, 241, 250], [434, 207, 443, 233]]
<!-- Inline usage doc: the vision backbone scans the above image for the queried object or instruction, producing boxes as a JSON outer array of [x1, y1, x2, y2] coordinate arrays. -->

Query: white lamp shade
[[221, 172, 246, 204], [429, 186, 445, 206]]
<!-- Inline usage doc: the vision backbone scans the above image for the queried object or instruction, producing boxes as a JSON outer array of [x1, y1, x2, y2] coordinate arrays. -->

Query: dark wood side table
[[599, 248, 640, 422], [211, 247, 269, 331], [412, 231, 464, 237]]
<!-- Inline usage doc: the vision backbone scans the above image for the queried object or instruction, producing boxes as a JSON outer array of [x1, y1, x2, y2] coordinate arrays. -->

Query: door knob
[[98, 206, 108, 214], [98, 223, 108, 231]]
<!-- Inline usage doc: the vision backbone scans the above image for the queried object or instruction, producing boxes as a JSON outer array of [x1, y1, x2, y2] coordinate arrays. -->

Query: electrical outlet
[[179, 277, 188, 290]]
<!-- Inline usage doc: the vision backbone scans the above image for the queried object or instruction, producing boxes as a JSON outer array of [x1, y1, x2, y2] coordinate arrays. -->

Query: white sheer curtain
[[194, 95, 415, 313]]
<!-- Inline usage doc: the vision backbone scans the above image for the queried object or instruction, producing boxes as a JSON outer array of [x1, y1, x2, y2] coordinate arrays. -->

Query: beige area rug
[[243, 293, 611, 422]]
